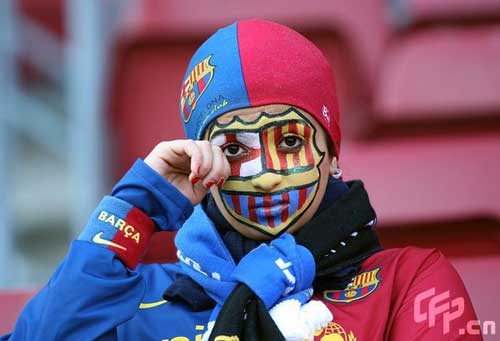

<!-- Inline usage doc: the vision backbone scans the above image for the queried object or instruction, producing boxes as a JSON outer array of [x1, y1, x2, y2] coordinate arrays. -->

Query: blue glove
[[231, 233, 315, 309]]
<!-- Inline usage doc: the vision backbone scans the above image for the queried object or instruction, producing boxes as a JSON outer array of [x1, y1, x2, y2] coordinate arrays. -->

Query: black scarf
[[164, 180, 382, 340]]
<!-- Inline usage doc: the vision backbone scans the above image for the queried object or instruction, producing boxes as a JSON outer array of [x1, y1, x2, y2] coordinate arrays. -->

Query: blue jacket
[[2, 160, 213, 340]]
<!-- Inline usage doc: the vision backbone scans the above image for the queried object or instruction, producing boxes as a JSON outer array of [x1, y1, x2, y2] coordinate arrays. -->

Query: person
[[2, 19, 481, 341]]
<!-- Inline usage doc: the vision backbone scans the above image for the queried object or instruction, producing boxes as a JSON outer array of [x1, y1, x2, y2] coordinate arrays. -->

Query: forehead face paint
[[209, 108, 324, 237]]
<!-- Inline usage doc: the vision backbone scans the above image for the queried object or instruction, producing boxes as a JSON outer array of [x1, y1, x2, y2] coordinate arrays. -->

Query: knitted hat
[[179, 19, 341, 156]]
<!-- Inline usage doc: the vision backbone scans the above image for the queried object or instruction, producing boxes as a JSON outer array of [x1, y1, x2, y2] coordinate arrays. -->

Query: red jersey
[[312, 247, 482, 340]]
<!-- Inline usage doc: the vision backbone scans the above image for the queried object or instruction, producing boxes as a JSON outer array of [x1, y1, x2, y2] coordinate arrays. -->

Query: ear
[[329, 156, 338, 176]]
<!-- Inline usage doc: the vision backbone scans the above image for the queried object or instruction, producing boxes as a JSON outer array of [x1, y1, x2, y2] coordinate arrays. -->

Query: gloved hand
[[231, 233, 315, 309]]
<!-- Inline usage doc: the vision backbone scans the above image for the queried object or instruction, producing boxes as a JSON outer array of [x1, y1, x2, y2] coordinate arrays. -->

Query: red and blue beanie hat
[[179, 19, 341, 156]]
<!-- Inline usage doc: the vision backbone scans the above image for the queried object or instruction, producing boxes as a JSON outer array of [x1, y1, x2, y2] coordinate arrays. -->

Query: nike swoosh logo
[[92, 232, 127, 251], [139, 300, 168, 309]]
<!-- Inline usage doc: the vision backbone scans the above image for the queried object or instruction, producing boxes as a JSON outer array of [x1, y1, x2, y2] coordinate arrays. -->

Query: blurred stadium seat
[[366, 0, 500, 225], [380, 0, 500, 122], [342, 134, 500, 225], [389, 0, 500, 26], [19, 0, 64, 37], [0, 289, 36, 335], [374, 25, 500, 122]]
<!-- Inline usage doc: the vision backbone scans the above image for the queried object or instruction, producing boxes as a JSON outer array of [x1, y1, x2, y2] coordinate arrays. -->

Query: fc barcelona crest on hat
[[180, 55, 215, 123], [323, 267, 381, 304]]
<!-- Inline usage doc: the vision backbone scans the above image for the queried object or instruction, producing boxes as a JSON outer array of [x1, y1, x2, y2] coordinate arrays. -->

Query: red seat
[[369, 1, 500, 234], [0, 289, 37, 335], [390, 0, 500, 26], [18, 0, 65, 38], [341, 133, 500, 226], [373, 25, 500, 124]]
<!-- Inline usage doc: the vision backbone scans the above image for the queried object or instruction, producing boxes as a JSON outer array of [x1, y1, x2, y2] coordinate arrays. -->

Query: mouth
[[220, 181, 317, 229], [249, 203, 290, 220], [249, 195, 288, 209]]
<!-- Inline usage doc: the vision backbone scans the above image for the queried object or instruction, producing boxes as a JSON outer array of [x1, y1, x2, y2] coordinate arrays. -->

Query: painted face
[[209, 107, 325, 237]]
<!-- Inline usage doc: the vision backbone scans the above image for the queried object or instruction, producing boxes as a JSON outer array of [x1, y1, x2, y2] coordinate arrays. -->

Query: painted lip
[[249, 203, 289, 215], [248, 196, 289, 209]]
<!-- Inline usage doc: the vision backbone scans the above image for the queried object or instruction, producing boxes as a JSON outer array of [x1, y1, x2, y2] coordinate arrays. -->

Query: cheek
[[319, 155, 332, 175]]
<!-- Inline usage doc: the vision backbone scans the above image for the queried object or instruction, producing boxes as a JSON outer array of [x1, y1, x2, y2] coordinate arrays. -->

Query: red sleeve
[[388, 249, 483, 340]]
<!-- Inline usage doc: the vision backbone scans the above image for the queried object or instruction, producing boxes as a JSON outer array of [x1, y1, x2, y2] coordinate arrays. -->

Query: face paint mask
[[209, 108, 324, 237]]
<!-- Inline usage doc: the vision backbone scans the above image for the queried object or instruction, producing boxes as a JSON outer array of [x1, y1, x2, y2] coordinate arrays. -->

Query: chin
[[231, 217, 309, 241]]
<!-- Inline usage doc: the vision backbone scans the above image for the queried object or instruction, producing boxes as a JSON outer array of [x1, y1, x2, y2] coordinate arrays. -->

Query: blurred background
[[1, 0, 499, 337]]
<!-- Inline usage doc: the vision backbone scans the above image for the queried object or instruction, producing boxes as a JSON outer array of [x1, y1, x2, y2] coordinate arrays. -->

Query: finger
[[195, 141, 213, 180], [154, 140, 191, 165], [206, 145, 225, 187], [215, 144, 231, 186], [220, 147, 231, 180], [145, 140, 190, 174], [180, 140, 203, 181]]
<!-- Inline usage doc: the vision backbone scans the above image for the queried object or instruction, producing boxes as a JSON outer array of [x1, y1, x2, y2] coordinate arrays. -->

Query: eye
[[222, 143, 248, 159], [278, 135, 303, 151]]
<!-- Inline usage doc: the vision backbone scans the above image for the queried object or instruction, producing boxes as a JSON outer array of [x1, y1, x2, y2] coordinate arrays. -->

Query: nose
[[251, 173, 283, 192]]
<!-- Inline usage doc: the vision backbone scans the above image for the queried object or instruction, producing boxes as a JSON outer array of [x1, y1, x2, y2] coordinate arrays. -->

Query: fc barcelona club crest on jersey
[[180, 55, 215, 122], [323, 267, 381, 304]]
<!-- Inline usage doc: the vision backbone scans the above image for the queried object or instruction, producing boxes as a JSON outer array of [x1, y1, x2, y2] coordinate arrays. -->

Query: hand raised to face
[[144, 140, 231, 206]]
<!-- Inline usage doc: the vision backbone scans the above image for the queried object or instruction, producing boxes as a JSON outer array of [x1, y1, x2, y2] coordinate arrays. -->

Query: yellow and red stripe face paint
[[209, 108, 324, 236]]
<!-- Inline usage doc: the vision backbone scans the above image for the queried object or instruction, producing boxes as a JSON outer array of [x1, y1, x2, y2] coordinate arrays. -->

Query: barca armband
[[79, 196, 155, 269]]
